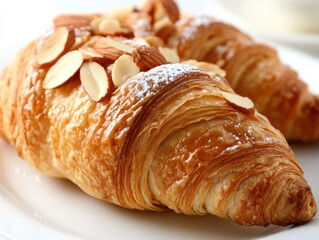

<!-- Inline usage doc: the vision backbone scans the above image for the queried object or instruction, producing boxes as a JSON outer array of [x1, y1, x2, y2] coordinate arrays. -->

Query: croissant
[[0, 4, 316, 227], [169, 16, 319, 142]]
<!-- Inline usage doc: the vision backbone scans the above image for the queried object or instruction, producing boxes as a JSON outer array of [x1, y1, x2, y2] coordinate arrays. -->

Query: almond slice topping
[[158, 47, 180, 63], [94, 37, 134, 61], [221, 91, 255, 114], [91, 17, 129, 36], [182, 60, 226, 77], [142, 0, 180, 23], [43, 50, 83, 89], [71, 29, 91, 50], [79, 45, 104, 61], [53, 14, 99, 28], [153, 16, 172, 33], [37, 27, 75, 67], [142, 36, 165, 48], [106, 6, 135, 22], [132, 46, 168, 71], [181, 59, 199, 66], [112, 54, 140, 87], [153, 16, 176, 42], [80, 62, 112, 101], [195, 62, 226, 77]]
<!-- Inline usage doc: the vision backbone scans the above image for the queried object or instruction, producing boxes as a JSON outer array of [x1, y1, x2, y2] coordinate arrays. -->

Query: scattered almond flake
[[180, 16, 213, 43], [127, 63, 202, 100]]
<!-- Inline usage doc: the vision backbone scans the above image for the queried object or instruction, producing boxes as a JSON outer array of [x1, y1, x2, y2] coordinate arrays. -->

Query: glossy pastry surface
[[0, 0, 316, 227], [172, 16, 319, 142]]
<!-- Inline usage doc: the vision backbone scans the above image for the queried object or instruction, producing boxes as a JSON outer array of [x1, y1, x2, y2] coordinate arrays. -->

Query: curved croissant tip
[[271, 180, 317, 226], [233, 179, 317, 226]]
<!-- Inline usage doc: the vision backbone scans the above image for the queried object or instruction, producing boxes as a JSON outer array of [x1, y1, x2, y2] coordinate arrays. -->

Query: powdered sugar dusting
[[127, 64, 202, 100], [181, 16, 214, 42], [123, 38, 149, 47]]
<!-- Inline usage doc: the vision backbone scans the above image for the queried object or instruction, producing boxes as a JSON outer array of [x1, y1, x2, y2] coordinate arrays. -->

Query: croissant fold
[[0, 0, 316, 227], [171, 16, 319, 142]]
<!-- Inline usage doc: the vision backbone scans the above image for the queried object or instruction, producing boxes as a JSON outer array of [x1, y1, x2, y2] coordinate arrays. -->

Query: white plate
[[0, 1, 319, 239]]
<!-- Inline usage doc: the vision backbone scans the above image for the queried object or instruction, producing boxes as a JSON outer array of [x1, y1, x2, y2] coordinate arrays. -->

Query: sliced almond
[[106, 6, 135, 22], [158, 47, 180, 63], [80, 62, 112, 101], [79, 45, 104, 61], [71, 29, 91, 50], [43, 50, 83, 89], [132, 46, 168, 71], [153, 16, 172, 33], [155, 24, 176, 43], [159, 0, 180, 23], [221, 91, 255, 114], [181, 59, 199, 66], [182, 60, 226, 77], [112, 54, 140, 87], [142, 0, 180, 23], [81, 35, 103, 48], [94, 37, 134, 61], [194, 62, 226, 77], [153, 16, 176, 43], [91, 16, 130, 36], [142, 36, 165, 48], [98, 18, 128, 35], [37, 27, 75, 67], [53, 14, 99, 28]]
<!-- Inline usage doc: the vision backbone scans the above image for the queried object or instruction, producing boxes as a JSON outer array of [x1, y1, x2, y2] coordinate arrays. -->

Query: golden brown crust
[[0, 39, 316, 225], [0, 3, 316, 226], [173, 16, 319, 142]]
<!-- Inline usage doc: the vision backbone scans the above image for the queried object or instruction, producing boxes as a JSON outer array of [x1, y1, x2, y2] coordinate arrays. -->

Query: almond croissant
[[0, 32, 316, 226], [172, 16, 319, 142]]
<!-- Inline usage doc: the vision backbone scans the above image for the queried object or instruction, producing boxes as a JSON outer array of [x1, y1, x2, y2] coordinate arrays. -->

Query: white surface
[[207, 0, 319, 57], [0, 0, 319, 239]]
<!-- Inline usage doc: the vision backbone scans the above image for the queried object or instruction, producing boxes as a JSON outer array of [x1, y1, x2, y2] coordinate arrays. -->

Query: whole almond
[[132, 46, 168, 71], [37, 27, 75, 67], [94, 37, 134, 61], [80, 61, 112, 101], [112, 54, 140, 87], [43, 50, 83, 89]]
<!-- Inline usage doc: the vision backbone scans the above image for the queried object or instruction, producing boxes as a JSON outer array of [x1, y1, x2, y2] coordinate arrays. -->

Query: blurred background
[[0, 0, 318, 65], [206, 0, 319, 57]]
